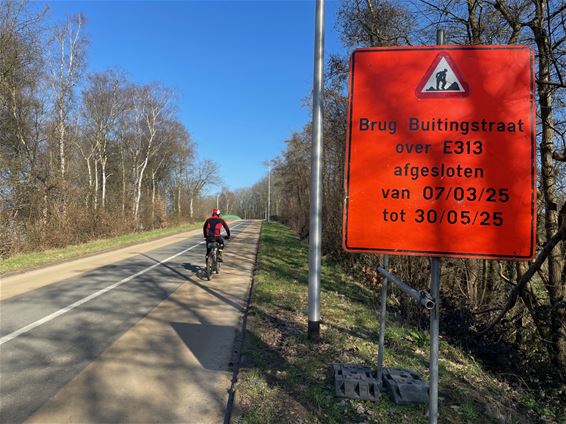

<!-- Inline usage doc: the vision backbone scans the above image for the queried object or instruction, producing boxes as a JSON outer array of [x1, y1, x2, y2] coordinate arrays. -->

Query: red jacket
[[203, 216, 230, 239]]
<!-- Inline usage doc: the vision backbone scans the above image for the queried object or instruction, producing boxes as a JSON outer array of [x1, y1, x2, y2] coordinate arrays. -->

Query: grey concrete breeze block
[[382, 368, 429, 404], [333, 364, 380, 401]]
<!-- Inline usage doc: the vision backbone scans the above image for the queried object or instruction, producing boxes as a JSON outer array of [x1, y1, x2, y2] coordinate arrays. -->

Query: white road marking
[[0, 222, 244, 346]]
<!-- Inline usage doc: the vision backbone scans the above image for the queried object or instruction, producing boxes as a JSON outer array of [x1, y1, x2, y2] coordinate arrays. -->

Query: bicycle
[[205, 241, 221, 280]]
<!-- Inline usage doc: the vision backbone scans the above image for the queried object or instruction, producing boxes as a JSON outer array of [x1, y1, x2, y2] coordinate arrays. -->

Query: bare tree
[[2, 1, 213, 254], [484, 0, 566, 370], [171, 140, 191, 221], [122, 84, 172, 224], [186, 159, 219, 219], [47, 13, 87, 188], [149, 119, 193, 226], [81, 69, 125, 209], [0, 0, 50, 252], [337, 0, 414, 48], [275, 130, 311, 236]]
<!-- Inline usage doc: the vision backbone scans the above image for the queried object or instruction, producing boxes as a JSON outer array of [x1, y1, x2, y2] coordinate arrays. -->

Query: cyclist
[[203, 208, 231, 262]]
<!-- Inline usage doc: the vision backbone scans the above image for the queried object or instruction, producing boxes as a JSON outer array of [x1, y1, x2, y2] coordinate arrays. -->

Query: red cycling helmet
[[212, 208, 220, 216]]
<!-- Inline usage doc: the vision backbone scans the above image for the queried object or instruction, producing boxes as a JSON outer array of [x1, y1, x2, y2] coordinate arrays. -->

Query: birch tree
[[81, 70, 125, 209], [148, 119, 192, 226], [48, 14, 86, 182], [128, 84, 171, 224]]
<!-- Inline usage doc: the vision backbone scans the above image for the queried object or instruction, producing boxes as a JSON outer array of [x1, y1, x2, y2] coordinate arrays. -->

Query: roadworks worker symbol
[[415, 52, 469, 98]]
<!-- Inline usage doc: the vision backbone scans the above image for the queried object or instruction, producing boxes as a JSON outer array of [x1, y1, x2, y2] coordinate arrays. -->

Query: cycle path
[[0, 220, 260, 424]]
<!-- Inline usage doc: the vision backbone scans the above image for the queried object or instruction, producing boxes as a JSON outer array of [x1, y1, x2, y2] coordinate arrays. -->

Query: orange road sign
[[343, 46, 536, 259]]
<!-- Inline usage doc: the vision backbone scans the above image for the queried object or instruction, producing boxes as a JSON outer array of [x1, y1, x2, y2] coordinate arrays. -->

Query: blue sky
[[43, 0, 343, 192]]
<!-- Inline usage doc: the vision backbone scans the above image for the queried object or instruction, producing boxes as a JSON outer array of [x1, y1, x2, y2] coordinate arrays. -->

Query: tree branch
[[536, 79, 566, 87], [480, 203, 566, 334]]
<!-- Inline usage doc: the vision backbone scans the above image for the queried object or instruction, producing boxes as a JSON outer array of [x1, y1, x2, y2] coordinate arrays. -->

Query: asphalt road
[[0, 219, 260, 424]]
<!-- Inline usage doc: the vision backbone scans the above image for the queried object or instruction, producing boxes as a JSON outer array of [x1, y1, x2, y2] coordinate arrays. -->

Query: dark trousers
[[206, 236, 224, 256]]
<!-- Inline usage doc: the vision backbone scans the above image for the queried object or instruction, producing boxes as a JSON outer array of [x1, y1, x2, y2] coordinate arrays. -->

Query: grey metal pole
[[308, 0, 325, 342], [429, 29, 444, 424], [376, 254, 389, 389], [267, 162, 271, 223], [437, 28, 445, 45], [429, 257, 441, 424]]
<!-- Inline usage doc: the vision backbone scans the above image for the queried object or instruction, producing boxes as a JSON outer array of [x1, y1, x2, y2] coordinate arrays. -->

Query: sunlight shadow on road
[[138, 254, 244, 312], [170, 322, 237, 372]]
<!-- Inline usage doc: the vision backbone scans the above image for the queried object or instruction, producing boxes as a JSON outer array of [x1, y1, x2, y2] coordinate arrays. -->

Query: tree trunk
[[101, 157, 107, 209], [151, 171, 156, 227], [94, 159, 99, 210], [177, 185, 182, 221], [58, 105, 65, 180], [466, 0, 481, 44], [466, 260, 480, 307], [133, 157, 149, 223], [120, 145, 127, 217], [42, 192, 48, 226], [531, 0, 566, 370], [86, 157, 93, 208]]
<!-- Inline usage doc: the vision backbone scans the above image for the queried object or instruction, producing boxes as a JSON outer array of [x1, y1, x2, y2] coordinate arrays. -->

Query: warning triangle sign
[[415, 53, 469, 98]]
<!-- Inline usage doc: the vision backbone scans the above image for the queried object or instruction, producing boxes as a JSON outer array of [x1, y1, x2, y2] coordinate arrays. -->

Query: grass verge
[[234, 222, 553, 424], [222, 215, 242, 220], [0, 222, 202, 275]]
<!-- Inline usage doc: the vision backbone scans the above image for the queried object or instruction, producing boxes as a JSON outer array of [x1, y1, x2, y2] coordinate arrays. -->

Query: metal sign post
[[308, 0, 325, 341], [429, 257, 441, 424], [376, 254, 389, 386], [428, 30, 444, 424]]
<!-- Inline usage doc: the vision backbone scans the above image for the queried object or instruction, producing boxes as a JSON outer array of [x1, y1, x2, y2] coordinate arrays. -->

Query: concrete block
[[334, 364, 379, 401], [382, 368, 429, 404]]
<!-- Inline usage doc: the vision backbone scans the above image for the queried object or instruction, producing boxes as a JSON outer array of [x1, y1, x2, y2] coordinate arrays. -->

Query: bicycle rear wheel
[[206, 257, 212, 280], [214, 250, 220, 274]]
